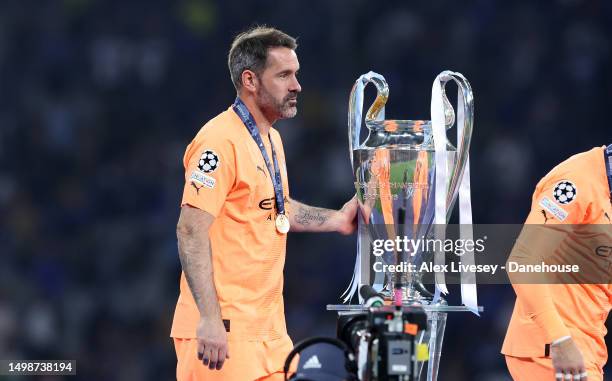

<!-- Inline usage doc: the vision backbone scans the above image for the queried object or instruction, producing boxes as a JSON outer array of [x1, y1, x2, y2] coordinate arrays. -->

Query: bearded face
[[256, 82, 298, 119], [253, 47, 301, 121]]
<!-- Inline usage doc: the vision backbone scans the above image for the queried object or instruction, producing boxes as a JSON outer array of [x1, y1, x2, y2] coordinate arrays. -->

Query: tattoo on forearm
[[295, 205, 329, 226]]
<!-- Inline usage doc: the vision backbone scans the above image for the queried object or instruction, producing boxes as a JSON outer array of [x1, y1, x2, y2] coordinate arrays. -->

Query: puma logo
[[541, 209, 551, 224], [191, 181, 204, 195]]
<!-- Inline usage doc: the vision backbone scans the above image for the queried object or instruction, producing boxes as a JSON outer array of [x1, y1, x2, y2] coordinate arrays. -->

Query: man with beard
[[170, 26, 358, 381]]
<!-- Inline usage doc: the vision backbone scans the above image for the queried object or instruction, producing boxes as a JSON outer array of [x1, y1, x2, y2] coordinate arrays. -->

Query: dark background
[[0, 0, 611, 380]]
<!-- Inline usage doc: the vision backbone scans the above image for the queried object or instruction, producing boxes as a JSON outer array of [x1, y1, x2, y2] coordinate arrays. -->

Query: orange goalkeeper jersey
[[170, 106, 293, 377], [502, 146, 612, 369]]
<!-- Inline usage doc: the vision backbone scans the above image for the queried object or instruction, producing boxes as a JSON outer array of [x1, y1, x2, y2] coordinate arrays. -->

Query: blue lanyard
[[605, 144, 612, 202], [232, 97, 286, 216]]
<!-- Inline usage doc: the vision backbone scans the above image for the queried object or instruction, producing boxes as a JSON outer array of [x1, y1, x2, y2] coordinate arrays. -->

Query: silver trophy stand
[[327, 303, 483, 381]]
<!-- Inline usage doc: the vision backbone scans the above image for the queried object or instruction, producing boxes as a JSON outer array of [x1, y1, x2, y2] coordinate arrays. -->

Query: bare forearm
[[289, 198, 338, 233], [177, 228, 222, 319]]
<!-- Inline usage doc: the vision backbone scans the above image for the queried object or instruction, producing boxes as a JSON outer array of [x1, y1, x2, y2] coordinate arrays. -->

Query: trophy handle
[[437, 71, 474, 214], [348, 72, 389, 167]]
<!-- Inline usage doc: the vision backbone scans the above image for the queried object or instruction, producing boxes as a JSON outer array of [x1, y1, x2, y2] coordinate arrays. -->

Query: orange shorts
[[505, 355, 602, 381], [174, 337, 292, 381]]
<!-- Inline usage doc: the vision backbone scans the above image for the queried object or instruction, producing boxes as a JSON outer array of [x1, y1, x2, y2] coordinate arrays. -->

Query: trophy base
[[378, 282, 438, 306]]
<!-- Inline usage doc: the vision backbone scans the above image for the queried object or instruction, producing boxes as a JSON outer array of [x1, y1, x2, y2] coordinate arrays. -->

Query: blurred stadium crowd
[[0, 0, 611, 380]]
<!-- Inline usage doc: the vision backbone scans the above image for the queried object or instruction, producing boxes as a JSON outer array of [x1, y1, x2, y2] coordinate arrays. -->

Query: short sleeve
[[509, 167, 596, 343], [517, 171, 594, 262], [180, 131, 236, 217], [524, 173, 593, 225]]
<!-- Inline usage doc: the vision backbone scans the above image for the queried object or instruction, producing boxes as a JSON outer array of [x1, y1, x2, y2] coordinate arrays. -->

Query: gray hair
[[228, 26, 297, 91]]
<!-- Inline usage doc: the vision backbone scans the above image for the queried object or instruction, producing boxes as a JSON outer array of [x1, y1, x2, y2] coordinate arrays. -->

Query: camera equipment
[[285, 286, 429, 380], [337, 286, 429, 380]]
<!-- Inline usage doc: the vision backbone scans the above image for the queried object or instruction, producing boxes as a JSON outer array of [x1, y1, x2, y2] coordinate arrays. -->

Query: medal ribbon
[[605, 144, 612, 202], [232, 98, 286, 218]]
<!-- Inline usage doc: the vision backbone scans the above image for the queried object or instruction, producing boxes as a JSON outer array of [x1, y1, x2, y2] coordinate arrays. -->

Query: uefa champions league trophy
[[346, 70, 475, 306], [329, 71, 480, 381]]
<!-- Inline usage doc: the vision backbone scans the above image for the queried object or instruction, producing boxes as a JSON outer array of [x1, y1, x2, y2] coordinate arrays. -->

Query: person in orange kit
[[171, 26, 358, 381], [502, 145, 612, 381]]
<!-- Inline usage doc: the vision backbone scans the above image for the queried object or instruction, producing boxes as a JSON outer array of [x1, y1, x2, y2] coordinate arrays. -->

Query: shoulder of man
[[530, 148, 601, 224], [182, 107, 244, 171], [180, 108, 244, 215], [193, 107, 244, 145]]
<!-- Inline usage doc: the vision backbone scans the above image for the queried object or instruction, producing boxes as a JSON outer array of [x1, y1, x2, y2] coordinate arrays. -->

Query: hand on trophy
[[333, 195, 358, 235]]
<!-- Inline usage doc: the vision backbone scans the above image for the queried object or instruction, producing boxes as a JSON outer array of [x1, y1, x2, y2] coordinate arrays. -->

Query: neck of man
[[238, 93, 276, 137]]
